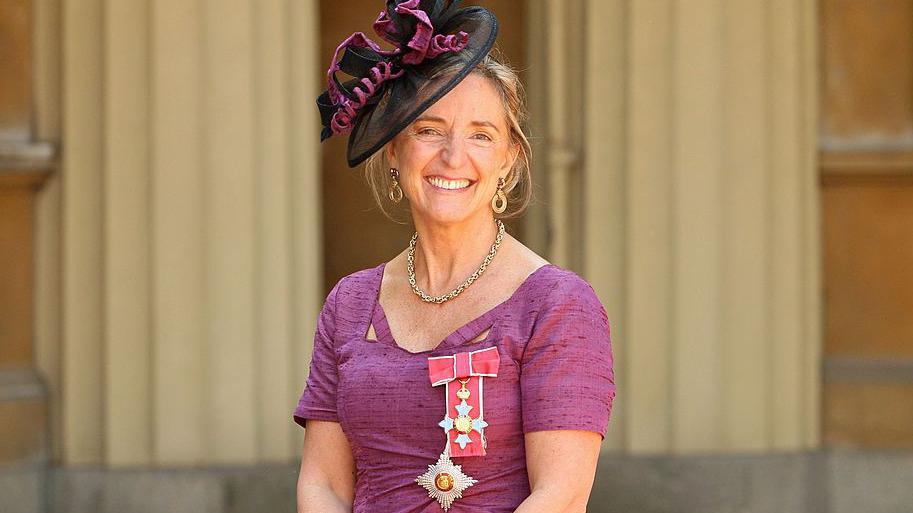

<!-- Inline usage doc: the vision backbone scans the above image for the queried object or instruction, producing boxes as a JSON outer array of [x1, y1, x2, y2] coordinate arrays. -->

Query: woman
[[294, 2, 615, 512]]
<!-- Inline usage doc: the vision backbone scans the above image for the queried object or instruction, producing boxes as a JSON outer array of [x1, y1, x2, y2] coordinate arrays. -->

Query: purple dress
[[293, 261, 615, 513]]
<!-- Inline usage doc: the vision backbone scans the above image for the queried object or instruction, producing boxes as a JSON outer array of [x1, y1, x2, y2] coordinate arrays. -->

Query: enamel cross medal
[[416, 346, 500, 510]]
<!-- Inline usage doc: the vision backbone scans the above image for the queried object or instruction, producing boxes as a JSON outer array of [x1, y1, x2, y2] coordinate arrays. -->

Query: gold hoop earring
[[388, 168, 403, 203], [491, 176, 507, 214]]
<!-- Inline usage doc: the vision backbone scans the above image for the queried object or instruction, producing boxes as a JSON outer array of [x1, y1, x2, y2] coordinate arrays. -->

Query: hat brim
[[344, 6, 498, 168]]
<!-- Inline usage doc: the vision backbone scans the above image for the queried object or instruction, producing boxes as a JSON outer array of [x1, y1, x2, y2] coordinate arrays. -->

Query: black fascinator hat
[[317, 0, 499, 168]]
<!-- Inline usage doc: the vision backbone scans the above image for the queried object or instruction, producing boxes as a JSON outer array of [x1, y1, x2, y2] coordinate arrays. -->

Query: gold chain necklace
[[407, 219, 505, 304]]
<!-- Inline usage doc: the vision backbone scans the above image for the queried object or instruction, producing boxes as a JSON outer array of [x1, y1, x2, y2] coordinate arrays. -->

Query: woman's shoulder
[[318, 263, 384, 313], [526, 263, 605, 312], [495, 235, 606, 316], [334, 262, 384, 291]]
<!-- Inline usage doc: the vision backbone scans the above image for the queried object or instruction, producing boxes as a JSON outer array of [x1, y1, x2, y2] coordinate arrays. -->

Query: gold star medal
[[415, 448, 478, 511]]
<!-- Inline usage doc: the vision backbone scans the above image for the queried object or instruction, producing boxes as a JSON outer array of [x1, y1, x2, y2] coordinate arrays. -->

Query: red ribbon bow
[[428, 346, 500, 386], [427, 346, 500, 457]]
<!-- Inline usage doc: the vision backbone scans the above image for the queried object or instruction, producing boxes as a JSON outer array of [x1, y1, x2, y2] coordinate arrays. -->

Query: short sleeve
[[293, 277, 346, 428], [520, 277, 616, 439]]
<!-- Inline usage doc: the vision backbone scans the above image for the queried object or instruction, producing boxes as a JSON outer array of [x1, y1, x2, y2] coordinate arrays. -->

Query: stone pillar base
[[0, 368, 49, 463], [2, 450, 912, 513]]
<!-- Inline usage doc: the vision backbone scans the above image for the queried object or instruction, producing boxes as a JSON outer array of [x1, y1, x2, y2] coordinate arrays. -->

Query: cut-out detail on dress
[[467, 326, 492, 344], [366, 322, 378, 341]]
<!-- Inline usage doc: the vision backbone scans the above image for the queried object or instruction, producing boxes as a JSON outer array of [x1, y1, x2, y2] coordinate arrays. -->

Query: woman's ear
[[504, 141, 520, 172], [385, 141, 397, 168]]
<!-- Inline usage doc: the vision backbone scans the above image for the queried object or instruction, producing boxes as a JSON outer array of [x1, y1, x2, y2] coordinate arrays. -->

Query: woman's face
[[387, 72, 518, 226]]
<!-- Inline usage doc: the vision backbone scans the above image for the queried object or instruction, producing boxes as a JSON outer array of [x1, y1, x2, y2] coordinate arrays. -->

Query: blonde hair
[[364, 51, 534, 223]]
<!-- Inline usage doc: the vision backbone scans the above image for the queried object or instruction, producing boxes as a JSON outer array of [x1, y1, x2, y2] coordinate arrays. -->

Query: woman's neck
[[409, 213, 502, 296]]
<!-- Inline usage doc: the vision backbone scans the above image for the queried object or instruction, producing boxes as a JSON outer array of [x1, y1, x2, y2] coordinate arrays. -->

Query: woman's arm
[[513, 430, 603, 513], [296, 419, 356, 513]]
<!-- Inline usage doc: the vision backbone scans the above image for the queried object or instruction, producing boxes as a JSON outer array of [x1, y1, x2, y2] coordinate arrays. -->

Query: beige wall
[[34, 0, 820, 466], [39, 0, 322, 466], [530, 0, 821, 454]]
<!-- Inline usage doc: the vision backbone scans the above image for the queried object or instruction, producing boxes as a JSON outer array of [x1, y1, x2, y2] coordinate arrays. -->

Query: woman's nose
[[440, 134, 467, 168]]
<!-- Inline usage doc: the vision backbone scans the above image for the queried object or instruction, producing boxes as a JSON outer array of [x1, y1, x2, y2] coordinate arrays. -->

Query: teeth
[[428, 176, 471, 190]]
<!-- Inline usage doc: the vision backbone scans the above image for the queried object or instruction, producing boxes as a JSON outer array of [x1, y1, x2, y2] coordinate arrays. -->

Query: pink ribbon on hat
[[374, 0, 469, 65], [324, 0, 470, 137]]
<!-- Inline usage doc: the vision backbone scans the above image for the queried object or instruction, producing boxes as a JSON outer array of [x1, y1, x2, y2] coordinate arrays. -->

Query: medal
[[416, 447, 478, 511], [439, 378, 489, 450], [416, 346, 500, 510]]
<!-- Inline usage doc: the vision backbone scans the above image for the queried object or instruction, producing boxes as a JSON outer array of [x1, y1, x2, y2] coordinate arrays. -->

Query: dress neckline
[[369, 260, 555, 355]]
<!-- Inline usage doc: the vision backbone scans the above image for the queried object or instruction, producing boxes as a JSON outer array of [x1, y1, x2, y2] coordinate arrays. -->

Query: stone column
[[529, 0, 820, 454], [54, 0, 322, 466]]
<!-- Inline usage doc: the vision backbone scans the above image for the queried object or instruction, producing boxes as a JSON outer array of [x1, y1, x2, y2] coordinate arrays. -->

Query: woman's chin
[[412, 183, 488, 224], [415, 203, 477, 226]]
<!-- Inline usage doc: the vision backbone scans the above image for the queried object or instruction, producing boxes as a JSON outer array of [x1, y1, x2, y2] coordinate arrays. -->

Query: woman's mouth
[[425, 175, 475, 191]]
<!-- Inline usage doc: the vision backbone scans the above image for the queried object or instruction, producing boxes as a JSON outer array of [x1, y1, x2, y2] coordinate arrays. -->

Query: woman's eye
[[472, 133, 493, 141], [417, 128, 440, 136]]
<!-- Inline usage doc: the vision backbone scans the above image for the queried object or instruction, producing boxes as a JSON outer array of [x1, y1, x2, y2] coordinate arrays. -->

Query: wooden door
[[0, 0, 52, 464], [821, 0, 913, 448]]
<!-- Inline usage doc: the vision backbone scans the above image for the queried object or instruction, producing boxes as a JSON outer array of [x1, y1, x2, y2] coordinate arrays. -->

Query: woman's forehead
[[420, 74, 506, 125]]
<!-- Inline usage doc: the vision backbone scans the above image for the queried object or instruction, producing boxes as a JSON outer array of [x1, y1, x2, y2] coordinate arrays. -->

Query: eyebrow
[[414, 115, 502, 134]]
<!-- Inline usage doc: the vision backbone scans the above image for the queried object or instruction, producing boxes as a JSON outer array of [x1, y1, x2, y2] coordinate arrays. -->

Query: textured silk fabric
[[293, 261, 615, 513]]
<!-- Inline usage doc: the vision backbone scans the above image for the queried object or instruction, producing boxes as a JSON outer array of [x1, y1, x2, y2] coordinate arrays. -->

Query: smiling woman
[[295, 2, 615, 513], [385, 73, 517, 226], [364, 53, 533, 223]]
